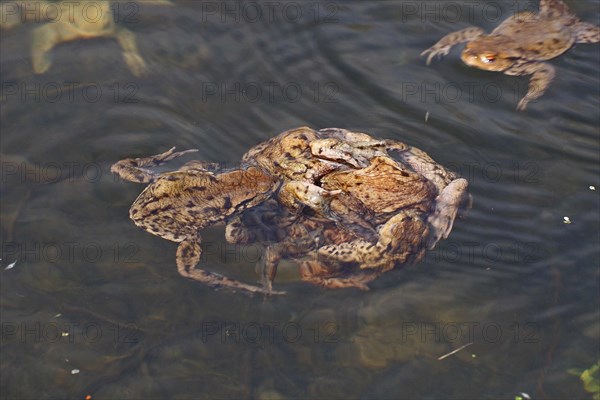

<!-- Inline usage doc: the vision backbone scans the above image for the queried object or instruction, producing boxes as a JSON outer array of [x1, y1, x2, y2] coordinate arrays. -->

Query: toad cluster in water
[[112, 127, 469, 295], [421, 0, 600, 110], [0, 0, 172, 76]]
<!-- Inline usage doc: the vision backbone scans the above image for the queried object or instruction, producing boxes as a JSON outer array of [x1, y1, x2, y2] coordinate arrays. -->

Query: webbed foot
[[421, 27, 485, 65], [111, 147, 199, 183], [506, 62, 555, 111]]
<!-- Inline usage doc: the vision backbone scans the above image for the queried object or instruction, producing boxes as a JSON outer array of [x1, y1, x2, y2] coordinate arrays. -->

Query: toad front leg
[[278, 181, 377, 240], [421, 27, 485, 65], [111, 147, 199, 183], [177, 233, 285, 295], [505, 62, 555, 110]]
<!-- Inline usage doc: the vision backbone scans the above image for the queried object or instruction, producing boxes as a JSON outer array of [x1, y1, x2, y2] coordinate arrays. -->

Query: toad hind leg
[[261, 241, 315, 294], [421, 27, 485, 65], [176, 235, 284, 296], [506, 62, 555, 111], [300, 261, 380, 290], [111, 147, 199, 183], [31, 24, 61, 74], [115, 27, 147, 77]]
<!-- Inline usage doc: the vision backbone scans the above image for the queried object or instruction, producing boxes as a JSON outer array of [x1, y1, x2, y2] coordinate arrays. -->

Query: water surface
[[1, 1, 599, 399]]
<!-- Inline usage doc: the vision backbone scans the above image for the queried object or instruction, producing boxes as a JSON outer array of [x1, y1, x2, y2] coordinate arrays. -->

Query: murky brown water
[[1, 1, 599, 399]]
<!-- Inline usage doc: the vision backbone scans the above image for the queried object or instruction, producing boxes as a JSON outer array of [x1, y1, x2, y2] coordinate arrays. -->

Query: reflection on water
[[1, 0, 598, 399]]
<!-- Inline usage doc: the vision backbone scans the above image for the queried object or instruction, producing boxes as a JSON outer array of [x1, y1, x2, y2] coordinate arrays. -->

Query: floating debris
[[4, 260, 16, 270], [425, 111, 430, 122], [71, 369, 80, 375], [438, 342, 473, 360], [590, 185, 596, 191], [515, 393, 531, 400], [563, 216, 572, 224]]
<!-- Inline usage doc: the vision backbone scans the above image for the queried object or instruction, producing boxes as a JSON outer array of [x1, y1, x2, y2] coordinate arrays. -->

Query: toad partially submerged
[[111, 147, 283, 295], [225, 199, 385, 292], [231, 127, 469, 291], [0, 0, 172, 76], [111, 127, 469, 294], [421, 0, 600, 110]]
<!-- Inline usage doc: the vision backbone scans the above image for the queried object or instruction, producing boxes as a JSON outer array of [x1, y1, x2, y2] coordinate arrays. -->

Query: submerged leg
[[110, 147, 198, 183], [421, 27, 485, 65], [261, 239, 312, 293], [262, 244, 283, 293], [115, 27, 147, 77], [30, 24, 61, 74], [299, 261, 379, 290], [176, 235, 284, 296], [506, 62, 555, 111]]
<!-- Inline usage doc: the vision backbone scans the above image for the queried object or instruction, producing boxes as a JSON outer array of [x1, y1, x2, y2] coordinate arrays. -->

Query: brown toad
[[0, 0, 172, 76], [111, 147, 283, 295], [230, 127, 469, 291], [421, 0, 600, 110], [242, 127, 383, 239], [278, 131, 469, 272], [112, 127, 468, 294]]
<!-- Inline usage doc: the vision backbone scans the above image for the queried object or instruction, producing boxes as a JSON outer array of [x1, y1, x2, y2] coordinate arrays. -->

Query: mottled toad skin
[[111, 147, 283, 295], [421, 0, 600, 110], [112, 127, 469, 294], [233, 127, 469, 291]]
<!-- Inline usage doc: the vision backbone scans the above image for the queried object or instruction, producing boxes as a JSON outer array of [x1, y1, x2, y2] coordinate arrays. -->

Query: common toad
[[421, 0, 600, 110], [111, 147, 283, 295]]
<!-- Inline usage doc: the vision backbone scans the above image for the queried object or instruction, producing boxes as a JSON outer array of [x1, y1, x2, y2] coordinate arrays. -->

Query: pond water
[[1, 0, 599, 399]]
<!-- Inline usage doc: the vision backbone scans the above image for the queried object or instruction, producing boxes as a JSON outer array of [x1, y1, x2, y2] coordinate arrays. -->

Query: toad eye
[[481, 54, 496, 63]]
